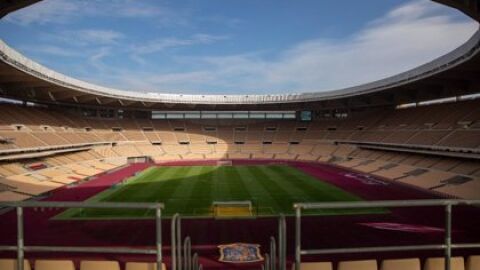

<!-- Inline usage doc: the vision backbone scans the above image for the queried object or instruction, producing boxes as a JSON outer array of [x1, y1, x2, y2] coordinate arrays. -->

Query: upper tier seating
[[1, 99, 480, 152]]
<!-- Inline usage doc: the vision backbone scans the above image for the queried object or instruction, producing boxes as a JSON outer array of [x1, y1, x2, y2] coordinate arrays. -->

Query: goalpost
[[212, 201, 253, 218], [216, 160, 233, 166]]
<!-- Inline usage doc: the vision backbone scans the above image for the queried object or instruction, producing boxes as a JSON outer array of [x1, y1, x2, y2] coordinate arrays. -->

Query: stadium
[[0, 0, 480, 270]]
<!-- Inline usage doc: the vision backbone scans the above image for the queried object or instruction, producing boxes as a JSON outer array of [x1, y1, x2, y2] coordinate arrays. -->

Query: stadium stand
[[379, 258, 421, 270], [2, 98, 480, 200], [423, 257, 465, 270], [1, 256, 478, 270], [294, 262, 333, 270], [292, 256, 480, 270], [0, 259, 31, 270], [80, 261, 120, 270], [126, 262, 167, 270], [467, 256, 480, 270], [35, 260, 76, 270], [337, 260, 377, 270]]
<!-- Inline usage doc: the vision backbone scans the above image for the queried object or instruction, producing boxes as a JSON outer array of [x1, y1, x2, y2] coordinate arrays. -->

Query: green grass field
[[57, 165, 385, 220]]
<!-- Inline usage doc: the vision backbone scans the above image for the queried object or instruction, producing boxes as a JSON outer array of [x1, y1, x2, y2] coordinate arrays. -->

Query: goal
[[212, 201, 253, 218], [217, 160, 233, 166]]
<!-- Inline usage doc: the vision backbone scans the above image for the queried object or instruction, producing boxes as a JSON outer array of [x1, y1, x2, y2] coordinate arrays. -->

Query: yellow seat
[[424, 257, 465, 270], [291, 262, 333, 270], [35, 260, 75, 270], [338, 259, 378, 270], [380, 258, 420, 270], [126, 262, 167, 270], [80, 260, 120, 270], [467, 256, 480, 270], [0, 259, 31, 270]]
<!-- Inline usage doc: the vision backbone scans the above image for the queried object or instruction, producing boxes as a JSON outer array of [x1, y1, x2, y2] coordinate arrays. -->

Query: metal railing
[[294, 199, 480, 270], [264, 215, 287, 270], [171, 214, 181, 270], [278, 215, 287, 270], [171, 214, 202, 270], [0, 201, 164, 270]]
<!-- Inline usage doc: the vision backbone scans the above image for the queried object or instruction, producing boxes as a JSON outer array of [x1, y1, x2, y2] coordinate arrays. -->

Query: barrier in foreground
[[0, 201, 164, 270], [294, 199, 480, 270]]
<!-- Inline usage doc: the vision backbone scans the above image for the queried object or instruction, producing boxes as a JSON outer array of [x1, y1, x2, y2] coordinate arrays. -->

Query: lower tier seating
[[294, 256, 478, 270], [0, 259, 167, 270], [0, 256, 477, 270]]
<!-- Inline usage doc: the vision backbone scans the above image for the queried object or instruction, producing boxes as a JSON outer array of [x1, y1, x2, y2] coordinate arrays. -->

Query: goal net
[[212, 201, 253, 218], [217, 160, 232, 166]]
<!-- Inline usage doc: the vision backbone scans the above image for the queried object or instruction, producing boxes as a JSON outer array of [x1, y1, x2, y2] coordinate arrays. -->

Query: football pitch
[[57, 165, 385, 219]]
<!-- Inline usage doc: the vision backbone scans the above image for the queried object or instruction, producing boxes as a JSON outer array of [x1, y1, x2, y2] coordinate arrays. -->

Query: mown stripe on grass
[[237, 166, 282, 215], [246, 166, 295, 214], [258, 165, 318, 201], [176, 166, 216, 215], [271, 166, 362, 202], [213, 166, 231, 201], [104, 166, 172, 202], [224, 166, 251, 200]]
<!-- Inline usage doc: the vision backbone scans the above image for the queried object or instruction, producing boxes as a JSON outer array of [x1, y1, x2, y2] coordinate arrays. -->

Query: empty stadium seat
[[380, 258, 420, 270], [338, 259, 377, 270], [424, 257, 465, 270], [126, 262, 167, 270], [291, 262, 333, 270], [467, 256, 480, 270], [35, 260, 75, 270], [80, 260, 120, 270], [0, 259, 31, 270]]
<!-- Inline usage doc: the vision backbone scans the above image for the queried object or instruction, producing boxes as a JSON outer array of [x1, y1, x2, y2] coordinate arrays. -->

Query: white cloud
[[106, 0, 478, 94], [41, 29, 125, 47], [133, 34, 230, 55], [88, 47, 113, 71], [6, 0, 480, 95], [76, 30, 125, 45], [4, 0, 172, 26], [19, 44, 80, 57], [129, 34, 230, 65], [4, 0, 79, 25], [261, 0, 479, 92]]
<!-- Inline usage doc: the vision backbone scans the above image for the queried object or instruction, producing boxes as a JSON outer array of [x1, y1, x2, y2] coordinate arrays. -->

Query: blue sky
[[0, 0, 478, 95]]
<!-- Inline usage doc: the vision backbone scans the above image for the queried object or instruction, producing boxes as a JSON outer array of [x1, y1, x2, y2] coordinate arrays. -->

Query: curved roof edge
[[2, 29, 480, 105]]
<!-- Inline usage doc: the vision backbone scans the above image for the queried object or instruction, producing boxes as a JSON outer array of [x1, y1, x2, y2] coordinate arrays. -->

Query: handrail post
[[295, 206, 301, 270], [281, 215, 286, 270], [177, 216, 182, 270], [265, 253, 270, 270], [184, 237, 191, 270], [270, 237, 276, 270], [156, 207, 162, 270], [445, 204, 452, 270], [192, 253, 198, 270], [16, 206, 24, 270], [171, 214, 178, 270], [278, 215, 286, 270]]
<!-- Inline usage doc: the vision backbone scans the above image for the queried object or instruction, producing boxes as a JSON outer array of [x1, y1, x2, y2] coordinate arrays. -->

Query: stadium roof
[[0, 0, 479, 111]]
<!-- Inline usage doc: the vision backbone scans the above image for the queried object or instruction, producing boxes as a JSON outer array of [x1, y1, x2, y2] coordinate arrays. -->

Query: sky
[[0, 0, 478, 95]]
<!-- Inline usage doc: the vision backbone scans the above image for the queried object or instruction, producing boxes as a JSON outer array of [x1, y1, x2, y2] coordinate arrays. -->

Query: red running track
[[1, 160, 479, 270]]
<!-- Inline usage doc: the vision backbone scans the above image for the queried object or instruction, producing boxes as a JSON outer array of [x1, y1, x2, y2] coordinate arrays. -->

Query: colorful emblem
[[218, 243, 263, 263]]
